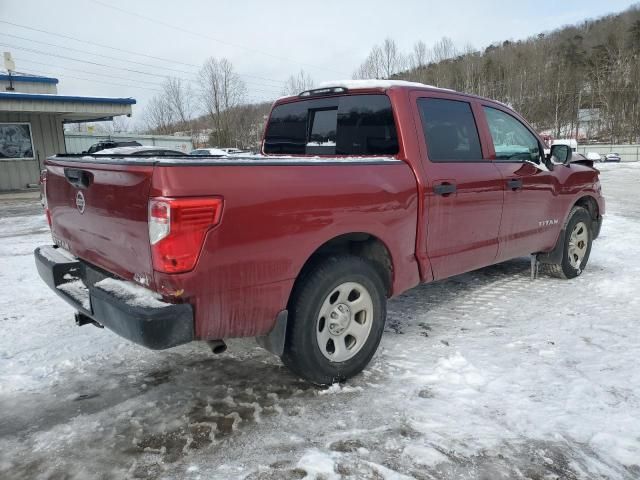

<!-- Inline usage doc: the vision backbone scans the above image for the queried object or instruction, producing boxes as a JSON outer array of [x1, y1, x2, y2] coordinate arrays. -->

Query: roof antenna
[[3, 52, 16, 91]]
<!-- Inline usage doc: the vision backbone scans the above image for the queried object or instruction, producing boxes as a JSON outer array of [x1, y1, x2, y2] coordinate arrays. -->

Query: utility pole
[[3, 52, 16, 91]]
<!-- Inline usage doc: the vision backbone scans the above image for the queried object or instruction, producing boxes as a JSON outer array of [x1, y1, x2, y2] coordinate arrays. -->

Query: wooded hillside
[[357, 5, 640, 142]]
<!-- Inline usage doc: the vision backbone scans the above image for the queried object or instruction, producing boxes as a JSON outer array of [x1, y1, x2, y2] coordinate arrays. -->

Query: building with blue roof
[[0, 70, 136, 191]]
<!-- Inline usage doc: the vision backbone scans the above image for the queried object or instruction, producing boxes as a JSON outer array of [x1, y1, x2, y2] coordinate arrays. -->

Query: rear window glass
[[417, 98, 482, 162], [264, 94, 398, 155]]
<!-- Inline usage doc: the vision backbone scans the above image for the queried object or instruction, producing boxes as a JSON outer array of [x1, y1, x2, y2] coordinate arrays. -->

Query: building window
[[0, 123, 35, 160]]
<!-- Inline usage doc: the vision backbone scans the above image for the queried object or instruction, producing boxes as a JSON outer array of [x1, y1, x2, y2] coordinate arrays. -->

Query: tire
[[543, 206, 593, 279], [282, 255, 387, 386]]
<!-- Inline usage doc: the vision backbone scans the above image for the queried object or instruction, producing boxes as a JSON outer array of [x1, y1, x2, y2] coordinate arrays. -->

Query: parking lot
[[0, 163, 638, 480]]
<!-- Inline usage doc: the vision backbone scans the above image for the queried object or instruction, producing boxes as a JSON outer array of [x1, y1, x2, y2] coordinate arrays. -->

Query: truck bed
[[44, 153, 421, 340]]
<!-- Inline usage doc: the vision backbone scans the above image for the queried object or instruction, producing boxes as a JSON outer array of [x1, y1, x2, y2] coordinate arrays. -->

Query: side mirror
[[550, 144, 572, 165]]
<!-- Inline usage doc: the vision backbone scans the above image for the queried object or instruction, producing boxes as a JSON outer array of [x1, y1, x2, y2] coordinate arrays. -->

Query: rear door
[[411, 92, 504, 280], [477, 104, 559, 261], [45, 158, 155, 283]]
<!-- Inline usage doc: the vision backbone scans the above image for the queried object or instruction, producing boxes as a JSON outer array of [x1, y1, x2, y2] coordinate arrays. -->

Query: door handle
[[433, 183, 457, 196], [64, 168, 93, 189], [507, 178, 523, 190]]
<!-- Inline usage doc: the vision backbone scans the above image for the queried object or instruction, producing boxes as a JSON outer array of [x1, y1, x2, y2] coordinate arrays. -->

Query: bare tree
[[143, 94, 175, 134], [164, 77, 194, 131], [142, 77, 195, 135], [353, 45, 384, 79], [93, 116, 133, 135], [282, 70, 315, 95], [199, 57, 246, 147], [432, 36, 457, 62], [381, 38, 405, 77], [411, 40, 429, 69], [353, 38, 405, 79]]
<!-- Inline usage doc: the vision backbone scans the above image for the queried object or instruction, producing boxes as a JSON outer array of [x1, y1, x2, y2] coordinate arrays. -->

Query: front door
[[412, 94, 504, 280], [478, 105, 559, 261]]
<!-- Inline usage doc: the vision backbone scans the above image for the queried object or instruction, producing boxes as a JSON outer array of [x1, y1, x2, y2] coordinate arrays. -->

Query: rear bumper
[[34, 245, 194, 350]]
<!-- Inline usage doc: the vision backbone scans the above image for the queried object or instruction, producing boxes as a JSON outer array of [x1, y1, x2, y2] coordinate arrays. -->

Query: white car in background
[[585, 152, 602, 162], [604, 152, 622, 162]]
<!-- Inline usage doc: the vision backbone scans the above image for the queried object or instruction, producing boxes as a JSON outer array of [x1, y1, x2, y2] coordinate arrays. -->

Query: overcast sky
[[0, 0, 636, 125]]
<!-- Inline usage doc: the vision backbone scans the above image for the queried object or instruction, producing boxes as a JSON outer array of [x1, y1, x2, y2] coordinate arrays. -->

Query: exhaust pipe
[[207, 339, 227, 354]]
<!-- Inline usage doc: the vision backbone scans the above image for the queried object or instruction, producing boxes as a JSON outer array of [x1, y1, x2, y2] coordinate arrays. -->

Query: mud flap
[[256, 310, 288, 356], [537, 228, 566, 266], [530, 254, 539, 281]]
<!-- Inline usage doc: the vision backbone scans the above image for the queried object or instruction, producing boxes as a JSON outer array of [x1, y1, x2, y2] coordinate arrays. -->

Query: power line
[[0, 41, 284, 95], [11, 58, 279, 103], [0, 31, 200, 78], [14, 65, 163, 94], [0, 19, 291, 87], [90, 0, 347, 76], [14, 57, 168, 89], [20, 64, 278, 105], [0, 41, 187, 79], [0, 36, 284, 91], [0, 19, 201, 68]]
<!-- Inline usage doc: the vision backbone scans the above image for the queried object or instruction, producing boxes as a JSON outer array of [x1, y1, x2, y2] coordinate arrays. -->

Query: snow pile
[[57, 280, 90, 311], [402, 444, 450, 467], [296, 450, 339, 479], [38, 246, 76, 263], [94, 278, 170, 309], [317, 383, 363, 395], [0, 215, 49, 239]]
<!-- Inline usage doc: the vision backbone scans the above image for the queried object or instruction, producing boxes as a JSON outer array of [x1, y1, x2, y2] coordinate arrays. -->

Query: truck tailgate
[[45, 158, 154, 283]]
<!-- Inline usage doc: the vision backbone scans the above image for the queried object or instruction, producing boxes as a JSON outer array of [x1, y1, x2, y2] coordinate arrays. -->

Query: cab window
[[417, 98, 482, 162], [483, 107, 540, 163], [263, 94, 398, 155]]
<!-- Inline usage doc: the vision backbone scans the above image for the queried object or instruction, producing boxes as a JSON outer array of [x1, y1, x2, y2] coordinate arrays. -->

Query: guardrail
[[576, 144, 640, 162]]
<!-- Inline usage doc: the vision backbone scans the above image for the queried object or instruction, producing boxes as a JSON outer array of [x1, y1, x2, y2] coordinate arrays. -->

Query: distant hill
[[393, 5, 640, 142]]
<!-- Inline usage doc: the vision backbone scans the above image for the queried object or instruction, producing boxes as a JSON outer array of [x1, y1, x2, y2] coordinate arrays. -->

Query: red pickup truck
[[35, 80, 604, 385]]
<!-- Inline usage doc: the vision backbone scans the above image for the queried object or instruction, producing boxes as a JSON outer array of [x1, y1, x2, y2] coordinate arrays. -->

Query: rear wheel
[[282, 255, 387, 385], [543, 206, 592, 279]]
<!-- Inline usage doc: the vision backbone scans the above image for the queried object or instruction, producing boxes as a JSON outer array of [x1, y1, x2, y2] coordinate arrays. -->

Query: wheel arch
[[540, 195, 600, 266], [573, 194, 600, 221], [289, 232, 394, 308], [573, 194, 601, 238]]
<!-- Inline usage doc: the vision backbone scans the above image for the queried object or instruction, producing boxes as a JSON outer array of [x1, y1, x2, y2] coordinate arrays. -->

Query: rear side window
[[417, 98, 482, 161], [483, 107, 540, 163], [264, 94, 398, 155]]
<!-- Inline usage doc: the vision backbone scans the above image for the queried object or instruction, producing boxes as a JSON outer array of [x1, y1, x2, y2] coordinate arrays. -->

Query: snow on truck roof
[[316, 79, 454, 91]]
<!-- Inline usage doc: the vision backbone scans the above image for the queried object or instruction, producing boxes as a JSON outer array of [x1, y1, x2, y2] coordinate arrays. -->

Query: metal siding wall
[[0, 81, 57, 94], [0, 113, 64, 191]]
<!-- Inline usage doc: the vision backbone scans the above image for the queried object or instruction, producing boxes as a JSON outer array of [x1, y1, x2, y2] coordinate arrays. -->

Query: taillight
[[149, 196, 223, 273], [40, 169, 51, 228]]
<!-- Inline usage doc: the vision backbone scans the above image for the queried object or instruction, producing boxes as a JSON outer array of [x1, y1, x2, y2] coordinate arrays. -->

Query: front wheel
[[543, 206, 593, 279], [282, 255, 387, 386]]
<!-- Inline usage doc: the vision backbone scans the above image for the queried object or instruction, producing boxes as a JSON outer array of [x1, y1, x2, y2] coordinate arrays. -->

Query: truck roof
[[280, 79, 513, 111]]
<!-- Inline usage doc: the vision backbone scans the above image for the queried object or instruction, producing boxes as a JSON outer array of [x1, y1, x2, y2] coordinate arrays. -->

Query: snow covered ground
[[1, 163, 639, 480]]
